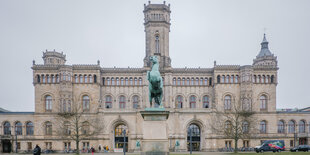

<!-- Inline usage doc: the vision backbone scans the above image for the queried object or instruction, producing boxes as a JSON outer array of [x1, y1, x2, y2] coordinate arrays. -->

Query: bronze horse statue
[[147, 56, 163, 108]]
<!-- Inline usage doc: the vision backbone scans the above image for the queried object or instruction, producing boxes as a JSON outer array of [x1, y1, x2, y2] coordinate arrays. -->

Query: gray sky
[[0, 0, 309, 111]]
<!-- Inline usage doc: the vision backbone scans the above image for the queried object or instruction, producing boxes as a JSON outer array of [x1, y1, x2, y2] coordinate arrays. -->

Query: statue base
[[139, 110, 170, 155]]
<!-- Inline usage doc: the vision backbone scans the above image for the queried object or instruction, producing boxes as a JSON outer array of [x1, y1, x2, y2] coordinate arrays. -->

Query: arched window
[[102, 77, 105, 85], [266, 75, 270, 83], [56, 74, 59, 83], [106, 78, 110, 85], [45, 122, 52, 135], [224, 95, 231, 110], [288, 120, 295, 133], [89, 75, 93, 83], [129, 78, 133, 85], [84, 75, 88, 83], [209, 78, 212, 86], [37, 75, 41, 83], [253, 75, 257, 83], [242, 121, 249, 133], [47, 75, 50, 83], [15, 122, 22, 135], [116, 78, 119, 85], [67, 100, 71, 112], [189, 95, 196, 108], [94, 75, 97, 83], [111, 78, 115, 85], [51, 75, 55, 83], [226, 75, 230, 83], [235, 75, 239, 83], [26, 122, 34, 135], [187, 124, 200, 151], [196, 78, 199, 85], [278, 120, 285, 133], [221, 75, 225, 83], [68, 74, 71, 81], [173, 78, 176, 85], [271, 75, 274, 83], [177, 78, 181, 85], [139, 78, 142, 85], [200, 78, 203, 85], [74, 74, 79, 83], [82, 95, 90, 111], [125, 78, 128, 85], [134, 78, 138, 85], [182, 78, 185, 85], [115, 124, 128, 151], [299, 120, 306, 133], [62, 73, 66, 81], [262, 75, 265, 83], [260, 95, 267, 110], [79, 75, 83, 83], [45, 95, 52, 111], [42, 75, 45, 83], [132, 95, 139, 109], [187, 78, 190, 85], [155, 35, 160, 53], [260, 121, 267, 133], [203, 95, 209, 108], [62, 99, 66, 112], [120, 78, 124, 85], [230, 75, 234, 83], [204, 78, 208, 86], [191, 78, 194, 85], [105, 95, 112, 109], [217, 75, 221, 83], [64, 121, 71, 135], [82, 122, 90, 135], [3, 121, 11, 135], [119, 96, 126, 109], [225, 121, 232, 134], [176, 95, 183, 108]]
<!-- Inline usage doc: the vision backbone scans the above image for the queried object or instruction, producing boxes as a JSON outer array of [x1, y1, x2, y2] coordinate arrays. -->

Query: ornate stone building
[[0, 2, 309, 153]]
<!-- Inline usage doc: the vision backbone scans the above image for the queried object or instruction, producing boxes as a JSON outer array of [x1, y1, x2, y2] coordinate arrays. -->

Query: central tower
[[143, 1, 171, 69]]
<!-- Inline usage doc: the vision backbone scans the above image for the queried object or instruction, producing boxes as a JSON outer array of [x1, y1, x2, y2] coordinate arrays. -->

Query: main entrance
[[2, 140, 12, 153], [187, 124, 200, 151], [114, 124, 128, 152]]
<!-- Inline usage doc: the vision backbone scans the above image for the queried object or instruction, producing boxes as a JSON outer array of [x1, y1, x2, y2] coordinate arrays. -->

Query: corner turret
[[253, 34, 277, 67], [42, 49, 66, 65]]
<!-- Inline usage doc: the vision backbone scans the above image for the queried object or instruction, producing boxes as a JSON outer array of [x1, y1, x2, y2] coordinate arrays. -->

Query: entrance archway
[[114, 124, 128, 152], [2, 140, 12, 153], [187, 124, 200, 151]]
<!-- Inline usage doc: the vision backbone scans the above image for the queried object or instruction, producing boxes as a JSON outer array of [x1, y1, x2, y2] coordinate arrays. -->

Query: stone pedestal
[[140, 110, 170, 155]]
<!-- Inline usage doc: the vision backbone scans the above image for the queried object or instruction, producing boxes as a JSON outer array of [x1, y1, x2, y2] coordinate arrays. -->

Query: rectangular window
[[17, 142, 21, 150], [243, 140, 249, 148], [27, 142, 32, 150], [45, 142, 52, 150], [290, 140, 294, 147], [225, 141, 232, 148]]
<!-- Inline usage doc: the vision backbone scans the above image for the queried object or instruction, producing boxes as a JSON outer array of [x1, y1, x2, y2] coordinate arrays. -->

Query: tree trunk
[[234, 138, 238, 153], [76, 139, 79, 155]]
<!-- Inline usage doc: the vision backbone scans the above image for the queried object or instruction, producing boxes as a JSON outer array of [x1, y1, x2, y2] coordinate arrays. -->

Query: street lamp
[[123, 129, 126, 155], [15, 127, 18, 153], [189, 128, 192, 154]]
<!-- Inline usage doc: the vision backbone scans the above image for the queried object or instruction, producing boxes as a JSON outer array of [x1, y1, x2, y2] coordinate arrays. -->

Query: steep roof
[[257, 34, 273, 57]]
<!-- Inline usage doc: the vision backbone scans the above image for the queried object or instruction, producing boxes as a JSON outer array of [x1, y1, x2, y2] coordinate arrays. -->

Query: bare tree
[[56, 102, 103, 154], [210, 100, 259, 153]]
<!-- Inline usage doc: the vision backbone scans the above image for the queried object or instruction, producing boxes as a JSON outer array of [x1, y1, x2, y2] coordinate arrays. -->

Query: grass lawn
[[224, 152, 309, 155]]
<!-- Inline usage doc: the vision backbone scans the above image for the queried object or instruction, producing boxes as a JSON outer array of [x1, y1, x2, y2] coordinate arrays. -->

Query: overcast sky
[[0, 0, 309, 111]]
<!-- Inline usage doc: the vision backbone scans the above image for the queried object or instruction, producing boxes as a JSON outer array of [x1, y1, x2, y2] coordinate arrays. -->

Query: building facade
[[1, 2, 310, 153]]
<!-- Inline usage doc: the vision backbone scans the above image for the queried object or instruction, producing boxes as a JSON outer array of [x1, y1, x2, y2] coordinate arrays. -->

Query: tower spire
[[257, 33, 272, 58]]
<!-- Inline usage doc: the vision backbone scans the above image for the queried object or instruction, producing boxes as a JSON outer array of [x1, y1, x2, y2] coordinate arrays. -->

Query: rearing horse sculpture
[[147, 56, 163, 108]]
